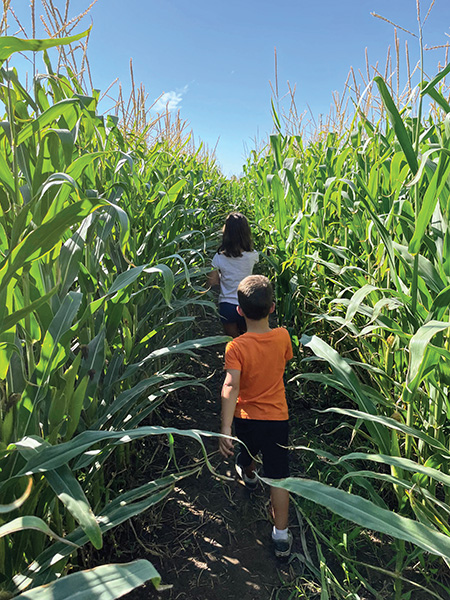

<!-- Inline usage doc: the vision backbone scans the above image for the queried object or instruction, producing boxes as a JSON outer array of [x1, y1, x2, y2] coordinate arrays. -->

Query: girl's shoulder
[[215, 249, 258, 261], [244, 249, 259, 261]]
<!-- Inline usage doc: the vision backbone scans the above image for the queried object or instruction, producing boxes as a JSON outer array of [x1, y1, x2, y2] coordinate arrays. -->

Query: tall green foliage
[[0, 34, 228, 597], [3, 14, 450, 600], [238, 63, 450, 597]]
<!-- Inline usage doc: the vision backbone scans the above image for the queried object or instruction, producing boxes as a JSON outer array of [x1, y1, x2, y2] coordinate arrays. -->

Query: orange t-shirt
[[224, 328, 293, 420]]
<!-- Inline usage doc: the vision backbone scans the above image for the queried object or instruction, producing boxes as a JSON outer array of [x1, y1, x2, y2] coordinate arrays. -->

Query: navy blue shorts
[[234, 418, 289, 479], [219, 302, 246, 329]]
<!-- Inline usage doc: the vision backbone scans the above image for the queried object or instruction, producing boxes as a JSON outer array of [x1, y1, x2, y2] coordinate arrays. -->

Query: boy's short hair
[[238, 275, 273, 320]]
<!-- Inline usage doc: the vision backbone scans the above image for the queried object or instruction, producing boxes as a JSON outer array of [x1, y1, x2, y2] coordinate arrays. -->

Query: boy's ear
[[269, 302, 275, 314], [237, 305, 245, 317]]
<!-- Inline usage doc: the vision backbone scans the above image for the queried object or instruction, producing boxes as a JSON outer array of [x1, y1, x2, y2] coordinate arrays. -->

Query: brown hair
[[219, 212, 253, 257], [237, 275, 273, 320]]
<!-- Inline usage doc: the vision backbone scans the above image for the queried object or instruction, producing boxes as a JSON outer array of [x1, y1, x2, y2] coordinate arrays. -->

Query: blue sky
[[6, 0, 450, 176]]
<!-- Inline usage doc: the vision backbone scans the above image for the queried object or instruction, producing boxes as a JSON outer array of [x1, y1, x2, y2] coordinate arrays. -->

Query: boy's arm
[[219, 368, 240, 458]]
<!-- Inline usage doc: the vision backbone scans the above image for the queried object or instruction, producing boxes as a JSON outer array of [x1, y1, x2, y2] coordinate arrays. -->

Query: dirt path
[[120, 312, 306, 600]]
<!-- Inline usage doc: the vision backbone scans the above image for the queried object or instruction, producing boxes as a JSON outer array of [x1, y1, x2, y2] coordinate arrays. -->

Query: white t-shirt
[[211, 250, 259, 304]]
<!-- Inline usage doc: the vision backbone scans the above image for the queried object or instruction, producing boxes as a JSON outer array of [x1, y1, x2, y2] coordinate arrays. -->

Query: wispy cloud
[[153, 85, 188, 112]]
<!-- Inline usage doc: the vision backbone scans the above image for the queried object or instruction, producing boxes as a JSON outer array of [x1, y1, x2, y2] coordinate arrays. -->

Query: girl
[[208, 212, 259, 337]]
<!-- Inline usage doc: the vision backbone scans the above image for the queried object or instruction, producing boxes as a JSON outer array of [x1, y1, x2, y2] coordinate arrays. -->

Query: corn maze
[[2, 2, 450, 599]]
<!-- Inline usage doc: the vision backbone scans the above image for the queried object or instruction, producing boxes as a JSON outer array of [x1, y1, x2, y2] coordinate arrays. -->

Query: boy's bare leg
[[270, 487, 289, 530], [223, 322, 240, 338]]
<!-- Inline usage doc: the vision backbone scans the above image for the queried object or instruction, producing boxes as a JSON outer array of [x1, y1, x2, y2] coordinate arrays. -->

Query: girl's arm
[[207, 269, 220, 288]]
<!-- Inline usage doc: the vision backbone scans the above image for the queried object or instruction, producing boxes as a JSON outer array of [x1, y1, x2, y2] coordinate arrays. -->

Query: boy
[[218, 275, 293, 558]]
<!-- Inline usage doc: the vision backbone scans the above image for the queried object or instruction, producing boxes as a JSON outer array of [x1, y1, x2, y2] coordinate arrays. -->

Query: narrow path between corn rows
[[120, 311, 306, 600]]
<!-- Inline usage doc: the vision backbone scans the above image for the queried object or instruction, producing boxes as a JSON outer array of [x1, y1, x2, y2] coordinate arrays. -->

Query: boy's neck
[[244, 316, 271, 334]]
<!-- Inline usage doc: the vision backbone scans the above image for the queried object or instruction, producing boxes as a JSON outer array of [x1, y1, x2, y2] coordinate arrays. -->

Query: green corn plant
[[235, 29, 450, 595], [0, 30, 231, 596]]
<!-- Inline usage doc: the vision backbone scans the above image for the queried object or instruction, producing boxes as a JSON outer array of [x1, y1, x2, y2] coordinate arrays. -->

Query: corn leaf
[[300, 335, 391, 454], [121, 335, 229, 380], [14, 560, 161, 600], [0, 478, 32, 514], [320, 407, 448, 455], [17, 99, 80, 146], [329, 450, 450, 488], [374, 76, 418, 175], [406, 320, 450, 392], [1, 286, 58, 335], [10, 427, 222, 481], [13, 472, 192, 591], [15, 437, 102, 550], [0, 197, 109, 294], [409, 150, 450, 255], [422, 85, 450, 114], [0, 516, 78, 547], [0, 29, 91, 67], [420, 63, 450, 95], [268, 477, 450, 559]]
